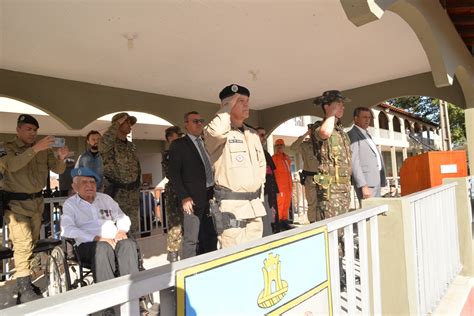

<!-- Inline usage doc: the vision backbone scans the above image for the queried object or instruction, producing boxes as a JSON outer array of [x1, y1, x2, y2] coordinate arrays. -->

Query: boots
[[16, 276, 42, 304], [167, 251, 179, 263]]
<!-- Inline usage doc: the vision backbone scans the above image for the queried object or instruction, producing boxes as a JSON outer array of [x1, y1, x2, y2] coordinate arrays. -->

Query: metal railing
[[2, 204, 388, 315], [405, 182, 461, 314]]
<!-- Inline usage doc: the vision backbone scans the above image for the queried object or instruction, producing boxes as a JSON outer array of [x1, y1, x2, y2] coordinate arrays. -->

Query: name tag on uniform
[[228, 139, 243, 144]]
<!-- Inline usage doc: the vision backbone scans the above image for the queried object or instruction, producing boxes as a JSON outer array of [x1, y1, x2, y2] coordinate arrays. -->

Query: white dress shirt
[[61, 192, 131, 245]]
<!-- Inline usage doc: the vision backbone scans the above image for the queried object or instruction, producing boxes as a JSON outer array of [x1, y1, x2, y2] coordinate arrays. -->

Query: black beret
[[17, 114, 39, 128], [313, 90, 351, 106], [219, 84, 250, 100]]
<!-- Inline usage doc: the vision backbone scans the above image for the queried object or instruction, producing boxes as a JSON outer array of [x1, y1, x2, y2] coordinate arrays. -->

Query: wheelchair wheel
[[46, 246, 70, 296]]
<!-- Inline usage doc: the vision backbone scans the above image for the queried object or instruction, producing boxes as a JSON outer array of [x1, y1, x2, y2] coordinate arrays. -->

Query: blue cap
[[70, 167, 100, 183]]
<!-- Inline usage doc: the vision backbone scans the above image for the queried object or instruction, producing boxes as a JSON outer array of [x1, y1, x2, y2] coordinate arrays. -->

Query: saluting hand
[[32, 136, 55, 153], [182, 197, 195, 214], [57, 146, 70, 160]]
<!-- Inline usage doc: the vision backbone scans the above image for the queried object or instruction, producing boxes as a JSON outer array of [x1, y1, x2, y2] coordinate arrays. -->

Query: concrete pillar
[[372, 109, 380, 138], [391, 146, 398, 186], [267, 134, 275, 156], [402, 148, 408, 161], [465, 108, 474, 175], [387, 113, 394, 140]]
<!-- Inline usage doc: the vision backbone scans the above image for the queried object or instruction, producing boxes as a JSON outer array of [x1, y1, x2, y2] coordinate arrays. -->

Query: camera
[[52, 137, 65, 148], [307, 123, 314, 129]]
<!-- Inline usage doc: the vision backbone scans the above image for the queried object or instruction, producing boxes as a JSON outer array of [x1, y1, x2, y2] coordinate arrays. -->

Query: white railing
[[139, 190, 157, 235], [2, 204, 388, 315], [327, 204, 387, 315], [378, 129, 390, 139], [405, 183, 461, 315], [393, 131, 405, 141]]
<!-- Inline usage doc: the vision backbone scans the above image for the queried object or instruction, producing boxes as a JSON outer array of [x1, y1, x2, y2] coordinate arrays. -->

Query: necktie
[[196, 138, 214, 185]]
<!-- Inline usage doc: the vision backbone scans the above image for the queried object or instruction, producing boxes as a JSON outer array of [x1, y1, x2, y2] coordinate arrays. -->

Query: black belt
[[3, 191, 43, 201], [214, 187, 261, 201], [302, 170, 317, 176]]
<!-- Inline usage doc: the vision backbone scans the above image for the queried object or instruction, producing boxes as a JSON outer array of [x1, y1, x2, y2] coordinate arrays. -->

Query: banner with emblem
[[176, 226, 332, 315]]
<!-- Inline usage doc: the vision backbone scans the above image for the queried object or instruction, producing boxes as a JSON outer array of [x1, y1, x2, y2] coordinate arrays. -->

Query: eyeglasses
[[186, 119, 205, 124], [258, 133, 266, 137]]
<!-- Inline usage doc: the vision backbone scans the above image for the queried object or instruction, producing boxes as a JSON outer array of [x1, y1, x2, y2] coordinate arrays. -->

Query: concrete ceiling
[[0, 0, 431, 109]]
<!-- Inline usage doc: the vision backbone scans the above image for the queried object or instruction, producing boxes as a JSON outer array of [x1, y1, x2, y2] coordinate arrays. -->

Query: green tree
[[388, 96, 466, 147]]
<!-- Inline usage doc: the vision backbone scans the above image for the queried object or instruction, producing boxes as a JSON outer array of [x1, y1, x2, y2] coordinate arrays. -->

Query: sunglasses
[[187, 119, 205, 124]]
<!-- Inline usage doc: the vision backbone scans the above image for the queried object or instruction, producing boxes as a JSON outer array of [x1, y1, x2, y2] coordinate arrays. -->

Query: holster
[[299, 171, 306, 185], [209, 199, 247, 235]]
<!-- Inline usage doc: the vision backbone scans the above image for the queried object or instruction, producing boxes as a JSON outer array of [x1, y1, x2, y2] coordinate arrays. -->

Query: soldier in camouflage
[[162, 126, 183, 262], [311, 90, 352, 291], [311, 90, 352, 220], [100, 112, 141, 235]]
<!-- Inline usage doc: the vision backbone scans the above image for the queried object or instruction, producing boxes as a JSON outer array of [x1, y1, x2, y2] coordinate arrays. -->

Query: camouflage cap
[[111, 112, 137, 126], [313, 90, 351, 106]]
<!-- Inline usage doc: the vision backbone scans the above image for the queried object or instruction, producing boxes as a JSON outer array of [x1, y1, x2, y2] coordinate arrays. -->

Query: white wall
[[138, 153, 162, 188]]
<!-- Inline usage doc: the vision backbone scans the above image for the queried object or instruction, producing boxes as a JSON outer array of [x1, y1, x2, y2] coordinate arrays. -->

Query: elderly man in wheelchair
[[61, 167, 139, 284]]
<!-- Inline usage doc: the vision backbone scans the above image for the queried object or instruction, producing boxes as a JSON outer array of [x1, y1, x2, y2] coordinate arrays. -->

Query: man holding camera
[[290, 123, 320, 223], [0, 114, 69, 303]]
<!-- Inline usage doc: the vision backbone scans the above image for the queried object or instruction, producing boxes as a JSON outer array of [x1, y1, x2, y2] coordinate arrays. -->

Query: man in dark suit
[[168, 111, 217, 259], [347, 107, 386, 205]]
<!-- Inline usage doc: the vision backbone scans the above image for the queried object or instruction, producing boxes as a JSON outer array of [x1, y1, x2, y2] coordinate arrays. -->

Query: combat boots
[[167, 251, 179, 262], [16, 276, 42, 304]]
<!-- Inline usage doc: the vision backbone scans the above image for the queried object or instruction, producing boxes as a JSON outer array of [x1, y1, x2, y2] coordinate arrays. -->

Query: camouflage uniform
[[162, 150, 183, 253], [311, 121, 352, 219], [100, 122, 141, 233]]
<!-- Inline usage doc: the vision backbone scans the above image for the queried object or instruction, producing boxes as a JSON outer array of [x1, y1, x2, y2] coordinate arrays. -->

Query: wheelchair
[[62, 236, 155, 311], [0, 238, 70, 298]]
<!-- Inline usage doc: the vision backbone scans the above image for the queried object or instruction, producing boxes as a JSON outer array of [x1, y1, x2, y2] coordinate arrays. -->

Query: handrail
[[3, 204, 389, 315]]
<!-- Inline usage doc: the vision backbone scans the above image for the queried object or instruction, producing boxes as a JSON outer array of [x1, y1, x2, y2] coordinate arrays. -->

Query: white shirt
[[61, 192, 131, 245], [355, 125, 382, 171]]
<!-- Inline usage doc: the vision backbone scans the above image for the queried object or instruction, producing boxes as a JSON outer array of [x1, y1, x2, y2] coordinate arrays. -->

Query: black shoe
[[167, 251, 179, 262], [16, 276, 42, 304], [31, 282, 43, 296]]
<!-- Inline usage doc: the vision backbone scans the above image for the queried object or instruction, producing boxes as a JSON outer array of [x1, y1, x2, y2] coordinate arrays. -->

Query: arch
[[404, 119, 412, 133], [378, 111, 389, 130], [393, 115, 401, 132]]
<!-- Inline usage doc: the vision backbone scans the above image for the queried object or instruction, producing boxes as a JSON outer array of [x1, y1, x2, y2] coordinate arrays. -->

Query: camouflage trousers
[[165, 190, 183, 253], [115, 188, 140, 234], [315, 183, 351, 220], [316, 182, 351, 256]]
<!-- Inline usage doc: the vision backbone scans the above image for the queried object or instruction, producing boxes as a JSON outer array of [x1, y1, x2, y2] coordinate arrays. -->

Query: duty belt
[[2, 191, 43, 201], [302, 170, 317, 176], [214, 187, 261, 202], [313, 174, 351, 186]]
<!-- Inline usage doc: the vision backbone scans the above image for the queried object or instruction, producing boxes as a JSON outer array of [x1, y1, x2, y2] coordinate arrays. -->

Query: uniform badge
[[236, 154, 244, 162], [78, 169, 82, 175], [19, 115, 25, 122], [231, 84, 238, 93]]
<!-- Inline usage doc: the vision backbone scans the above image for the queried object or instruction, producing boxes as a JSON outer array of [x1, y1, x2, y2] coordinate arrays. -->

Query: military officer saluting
[[204, 84, 267, 248], [1, 114, 68, 303], [311, 90, 352, 219], [290, 124, 320, 223]]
